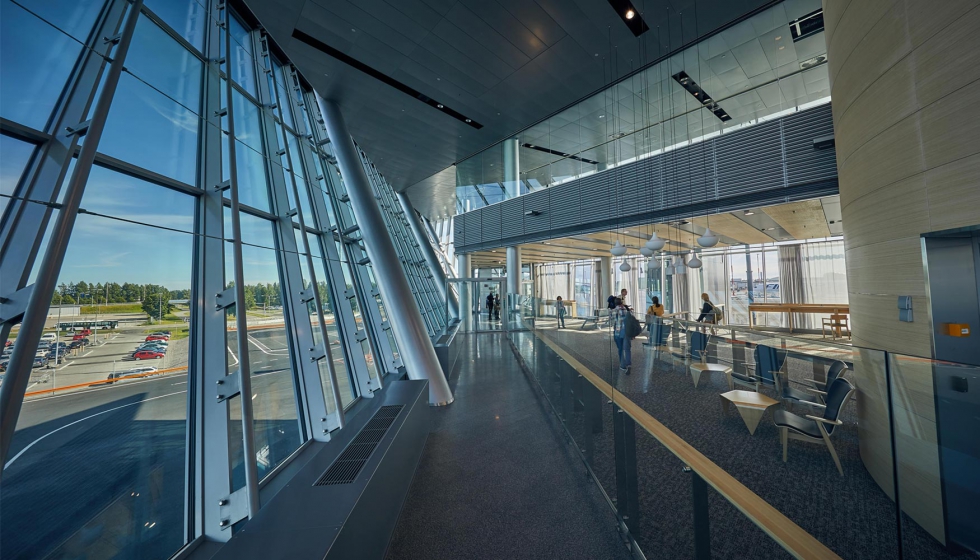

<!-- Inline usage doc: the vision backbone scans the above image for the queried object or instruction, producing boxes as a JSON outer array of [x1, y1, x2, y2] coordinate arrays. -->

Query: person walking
[[612, 297, 632, 374], [493, 294, 501, 321], [486, 292, 494, 319], [556, 296, 566, 328]]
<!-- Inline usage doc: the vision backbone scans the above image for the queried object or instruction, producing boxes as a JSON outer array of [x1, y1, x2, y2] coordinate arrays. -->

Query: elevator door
[[924, 233, 980, 553]]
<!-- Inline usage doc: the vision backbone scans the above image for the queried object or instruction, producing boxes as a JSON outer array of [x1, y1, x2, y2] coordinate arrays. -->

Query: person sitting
[[646, 296, 664, 321], [696, 293, 718, 324]]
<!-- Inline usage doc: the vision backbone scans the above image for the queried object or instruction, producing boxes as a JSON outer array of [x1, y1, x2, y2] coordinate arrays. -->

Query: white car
[[40, 333, 57, 343]]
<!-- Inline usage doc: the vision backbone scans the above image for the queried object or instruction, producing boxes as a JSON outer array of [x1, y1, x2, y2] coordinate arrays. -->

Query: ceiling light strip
[[292, 29, 483, 129]]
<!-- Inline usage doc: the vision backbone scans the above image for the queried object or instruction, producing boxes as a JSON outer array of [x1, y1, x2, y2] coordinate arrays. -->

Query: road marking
[[82, 350, 93, 357], [56, 362, 71, 371], [5, 390, 186, 469]]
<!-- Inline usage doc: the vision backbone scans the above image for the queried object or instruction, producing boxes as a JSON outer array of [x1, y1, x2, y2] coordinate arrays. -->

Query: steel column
[[397, 192, 459, 322], [316, 98, 453, 406], [502, 137, 520, 199], [688, 467, 711, 560], [0, 0, 143, 469], [506, 246, 521, 297]]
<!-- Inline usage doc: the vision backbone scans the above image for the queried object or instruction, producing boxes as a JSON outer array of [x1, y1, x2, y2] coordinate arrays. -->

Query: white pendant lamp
[[697, 227, 719, 248], [619, 261, 632, 272], [646, 232, 666, 251], [687, 250, 702, 269], [639, 246, 654, 257], [673, 255, 686, 274], [647, 257, 660, 271], [610, 240, 627, 257], [664, 257, 673, 276]]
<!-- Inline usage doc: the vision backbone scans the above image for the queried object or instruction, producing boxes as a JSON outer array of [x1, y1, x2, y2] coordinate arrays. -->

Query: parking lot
[[4, 327, 189, 397]]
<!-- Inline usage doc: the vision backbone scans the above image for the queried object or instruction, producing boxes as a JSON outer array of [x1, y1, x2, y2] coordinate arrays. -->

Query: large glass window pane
[[0, 2, 86, 129], [144, 0, 207, 51], [101, 73, 199, 185], [223, 217, 303, 479], [0, 135, 36, 217], [2, 169, 193, 560], [307, 232, 355, 406], [226, 15, 256, 98], [125, 14, 203, 112], [232, 89, 263, 153], [18, 0, 105, 42]]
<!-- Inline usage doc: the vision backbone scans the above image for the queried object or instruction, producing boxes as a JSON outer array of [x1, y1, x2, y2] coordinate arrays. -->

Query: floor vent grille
[[314, 405, 403, 486]]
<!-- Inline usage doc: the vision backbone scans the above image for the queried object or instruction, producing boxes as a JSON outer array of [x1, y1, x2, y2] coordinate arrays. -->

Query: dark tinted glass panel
[[144, 0, 207, 51], [0, 2, 85, 129]]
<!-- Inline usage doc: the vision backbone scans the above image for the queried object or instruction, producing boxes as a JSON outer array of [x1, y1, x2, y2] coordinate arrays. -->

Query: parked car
[[32, 356, 49, 368], [133, 350, 164, 360], [46, 351, 66, 365], [48, 342, 69, 351], [0, 359, 8, 372], [149, 331, 171, 336], [77, 329, 92, 336], [68, 339, 89, 350], [2, 347, 13, 357], [107, 366, 158, 383], [40, 333, 57, 343], [72, 334, 89, 341], [4, 339, 12, 347], [145, 335, 169, 342]]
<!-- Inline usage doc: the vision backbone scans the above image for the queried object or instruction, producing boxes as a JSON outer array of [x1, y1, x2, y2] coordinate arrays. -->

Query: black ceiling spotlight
[[521, 143, 599, 166], [607, 0, 649, 37], [789, 9, 824, 42], [672, 71, 731, 122]]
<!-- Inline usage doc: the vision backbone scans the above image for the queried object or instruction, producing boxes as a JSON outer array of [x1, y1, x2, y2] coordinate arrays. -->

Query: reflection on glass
[[101, 73, 199, 185], [126, 15, 203, 112], [145, 0, 207, 51], [18, 0, 104, 43], [0, 3, 85, 129], [226, 15, 256, 97], [3, 175, 193, 559]]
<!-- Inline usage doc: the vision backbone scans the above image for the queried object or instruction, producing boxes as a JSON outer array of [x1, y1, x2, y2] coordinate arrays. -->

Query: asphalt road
[[0, 328, 326, 560]]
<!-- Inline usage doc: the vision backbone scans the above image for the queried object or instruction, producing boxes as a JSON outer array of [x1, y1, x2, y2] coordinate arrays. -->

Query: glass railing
[[507, 299, 980, 559]]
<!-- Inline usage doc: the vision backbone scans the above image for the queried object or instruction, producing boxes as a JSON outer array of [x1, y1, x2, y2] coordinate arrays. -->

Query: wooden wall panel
[[830, 0, 980, 545]]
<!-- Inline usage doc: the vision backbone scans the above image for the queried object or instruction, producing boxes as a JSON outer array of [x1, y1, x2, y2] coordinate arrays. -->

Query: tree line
[[51, 280, 337, 318]]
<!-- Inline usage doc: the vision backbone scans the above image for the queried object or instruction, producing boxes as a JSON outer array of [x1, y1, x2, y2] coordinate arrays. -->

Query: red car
[[145, 335, 169, 342], [133, 350, 164, 360]]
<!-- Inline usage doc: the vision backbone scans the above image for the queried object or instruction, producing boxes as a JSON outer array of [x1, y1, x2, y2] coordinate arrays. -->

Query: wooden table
[[720, 390, 780, 435], [690, 362, 731, 388], [748, 303, 849, 333]]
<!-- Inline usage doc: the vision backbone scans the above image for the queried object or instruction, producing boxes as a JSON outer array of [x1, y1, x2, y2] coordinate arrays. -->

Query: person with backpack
[[486, 293, 494, 319], [612, 297, 639, 374], [555, 296, 566, 328]]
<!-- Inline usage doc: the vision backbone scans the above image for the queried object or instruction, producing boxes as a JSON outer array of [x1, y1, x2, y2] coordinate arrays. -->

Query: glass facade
[[0, 1, 438, 556]]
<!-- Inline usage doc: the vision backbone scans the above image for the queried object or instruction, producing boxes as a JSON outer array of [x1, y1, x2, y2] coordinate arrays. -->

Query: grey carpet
[[526, 320, 977, 560], [385, 333, 633, 560]]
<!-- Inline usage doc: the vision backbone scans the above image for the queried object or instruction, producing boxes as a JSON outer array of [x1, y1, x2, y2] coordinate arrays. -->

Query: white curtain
[[800, 240, 848, 329], [779, 245, 806, 327]]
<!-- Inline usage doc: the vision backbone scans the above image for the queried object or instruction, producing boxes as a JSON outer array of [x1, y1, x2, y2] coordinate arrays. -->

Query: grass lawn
[[142, 324, 190, 340], [80, 303, 146, 314]]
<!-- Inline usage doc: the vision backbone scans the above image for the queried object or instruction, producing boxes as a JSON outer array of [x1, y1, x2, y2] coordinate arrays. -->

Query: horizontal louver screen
[[456, 104, 836, 251]]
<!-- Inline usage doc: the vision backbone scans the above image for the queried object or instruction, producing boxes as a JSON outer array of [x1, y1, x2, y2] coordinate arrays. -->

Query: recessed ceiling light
[[598, 114, 605, 118], [625, 8, 635, 19], [744, 210, 754, 216], [437, 104, 444, 109], [465, 118, 472, 123], [775, 36, 782, 41], [778, 46, 785, 50], [765, 227, 776, 231]]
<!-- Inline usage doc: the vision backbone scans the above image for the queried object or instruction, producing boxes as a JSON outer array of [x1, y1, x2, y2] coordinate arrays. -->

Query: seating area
[[535, 316, 960, 560]]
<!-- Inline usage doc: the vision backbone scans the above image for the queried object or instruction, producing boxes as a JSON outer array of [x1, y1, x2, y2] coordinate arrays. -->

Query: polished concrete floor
[[385, 333, 632, 560]]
